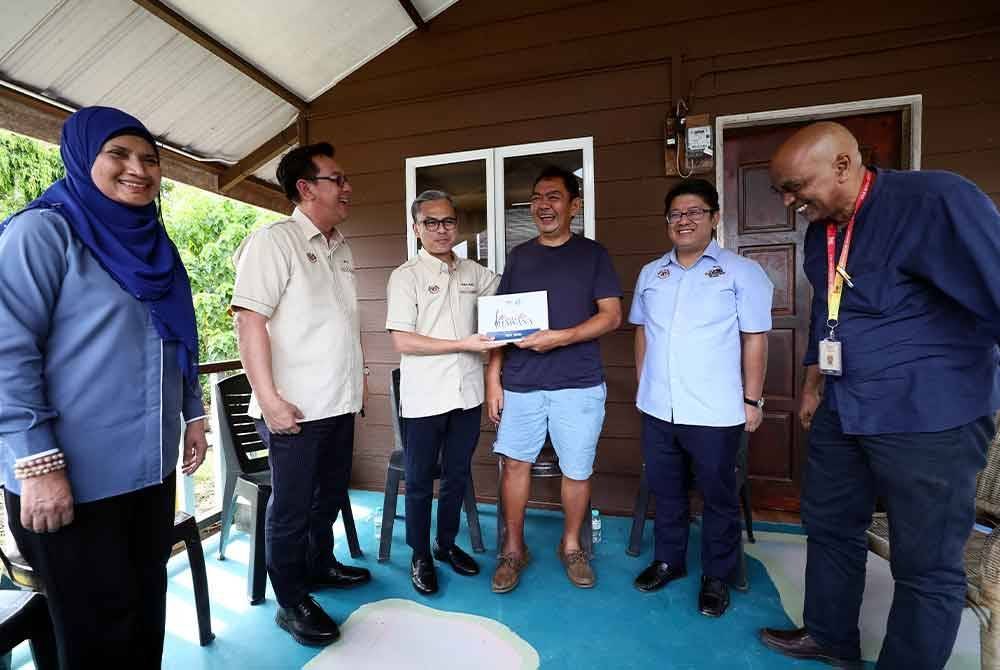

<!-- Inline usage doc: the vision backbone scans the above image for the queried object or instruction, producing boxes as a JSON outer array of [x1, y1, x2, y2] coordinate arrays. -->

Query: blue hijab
[[19, 106, 200, 385]]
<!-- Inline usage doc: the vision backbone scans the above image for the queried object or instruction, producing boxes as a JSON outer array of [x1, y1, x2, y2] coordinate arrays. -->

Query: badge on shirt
[[819, 338, 843, 376], [306, 252, 318, 264], [656, 267, 670, 279], [459, 281, 477, 293], [428, 285, 441, 294], [341, 260, 354, 273], [705, 265, 726, 278]]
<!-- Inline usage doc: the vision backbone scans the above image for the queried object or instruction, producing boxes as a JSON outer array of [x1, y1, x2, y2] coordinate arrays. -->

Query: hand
[[182, 419, 209, 475], [261, 395, 305, 435], [20, 470, 74, 533], [486, 380, 504, 426], [799, 390, 822, 430], [744, 405, 763, 433], [459, 334, 507, 353], [515, 329, 569, 353]]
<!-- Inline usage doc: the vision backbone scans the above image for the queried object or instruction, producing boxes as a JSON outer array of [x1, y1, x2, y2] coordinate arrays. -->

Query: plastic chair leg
[[217, 472, 238, 560], [741, 482, 755, 543], [463, 475, 485, 553], [627, 468, 651, 556], [248, 483, 270, 605], [340, 496, 363, 559], [378, 470, 401, 562], [173, 514, 215, 646]]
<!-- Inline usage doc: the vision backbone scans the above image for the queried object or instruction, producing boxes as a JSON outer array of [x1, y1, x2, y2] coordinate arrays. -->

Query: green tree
[[0, 128, 279, 365]]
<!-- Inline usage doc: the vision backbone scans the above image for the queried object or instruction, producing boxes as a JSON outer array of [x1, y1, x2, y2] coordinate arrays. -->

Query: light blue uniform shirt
[[630, 239, 773, 427], [0, 208, 204, 503]]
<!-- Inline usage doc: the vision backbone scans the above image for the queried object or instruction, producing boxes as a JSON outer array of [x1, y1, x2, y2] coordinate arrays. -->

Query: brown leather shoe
[[759, 627, 863, 668], [491, 551, 531, 593], [557, 542, 595, 588]]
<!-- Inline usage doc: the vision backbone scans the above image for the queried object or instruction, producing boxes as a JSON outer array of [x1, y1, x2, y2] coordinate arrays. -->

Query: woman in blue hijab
[[0, 106, 207, 668]]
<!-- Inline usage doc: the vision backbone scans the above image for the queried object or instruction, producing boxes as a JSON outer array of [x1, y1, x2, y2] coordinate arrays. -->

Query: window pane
[[415, 159, 489, 267], [502, 149, 585, 261]]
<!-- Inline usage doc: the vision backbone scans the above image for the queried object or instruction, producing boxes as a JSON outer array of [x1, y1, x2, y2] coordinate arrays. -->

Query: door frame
[[713, 94, 923, 248]]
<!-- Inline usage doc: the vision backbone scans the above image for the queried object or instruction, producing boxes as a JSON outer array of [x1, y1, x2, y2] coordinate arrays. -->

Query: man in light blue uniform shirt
[[630, 178, 772, 618]]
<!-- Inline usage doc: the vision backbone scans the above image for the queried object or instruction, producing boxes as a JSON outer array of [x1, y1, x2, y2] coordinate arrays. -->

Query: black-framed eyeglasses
[[421, 217, 458, 232], [666, 207, 715, 224], [307, 174, 349, 187]]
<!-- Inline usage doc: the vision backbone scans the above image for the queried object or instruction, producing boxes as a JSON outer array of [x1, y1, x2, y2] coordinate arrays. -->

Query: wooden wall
[[305, 0, 1000, 514]]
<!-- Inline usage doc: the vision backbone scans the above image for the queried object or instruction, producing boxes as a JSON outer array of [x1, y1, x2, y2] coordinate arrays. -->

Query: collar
[[666, 238, 720, 267], [418, 247, 456, 274], [291, 207, 345, 250]]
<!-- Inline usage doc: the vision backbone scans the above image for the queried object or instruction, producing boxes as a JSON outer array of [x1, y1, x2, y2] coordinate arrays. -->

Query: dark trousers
[[641, 412, 744, 580], [255, 413, 355, 608], [802, 403, 992, 668], [5, 472, 176, 670], [402, 405, 481, 557]]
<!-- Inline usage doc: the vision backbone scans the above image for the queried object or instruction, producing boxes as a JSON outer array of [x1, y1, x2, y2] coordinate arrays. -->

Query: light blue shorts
[[493, 383, 607, 481]]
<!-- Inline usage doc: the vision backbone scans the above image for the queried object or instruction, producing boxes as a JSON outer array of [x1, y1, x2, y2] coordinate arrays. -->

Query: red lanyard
[[825, 170, 873, 324]]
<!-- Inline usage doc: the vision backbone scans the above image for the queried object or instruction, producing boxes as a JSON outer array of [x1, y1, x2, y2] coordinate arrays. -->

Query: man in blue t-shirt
[[486, 166, 623, 593], [760, 122, 1000, 669]]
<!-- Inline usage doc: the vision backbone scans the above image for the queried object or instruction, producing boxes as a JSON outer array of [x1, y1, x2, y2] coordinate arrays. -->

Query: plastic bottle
[[591, 508, 602, 544], [374, 506, 383, 539]]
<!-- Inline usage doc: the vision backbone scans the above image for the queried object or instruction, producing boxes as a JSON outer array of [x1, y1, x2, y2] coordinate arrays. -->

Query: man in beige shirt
[[386, 190, 502, 595], [231, 142, 370, 648]]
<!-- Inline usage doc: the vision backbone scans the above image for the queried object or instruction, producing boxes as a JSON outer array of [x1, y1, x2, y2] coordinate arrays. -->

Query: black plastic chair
[[0, 591, 57, 670], [626, 431, 755, 558], [495, 441, 594, 558], [0, 503, 215, 646], [378, 368, 485, 562], [214, 372, 362, 604]]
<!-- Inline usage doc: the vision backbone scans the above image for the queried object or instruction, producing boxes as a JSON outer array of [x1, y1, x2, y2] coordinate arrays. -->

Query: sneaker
[[557, 542, 595, 588], [491, 551, 531, 593]]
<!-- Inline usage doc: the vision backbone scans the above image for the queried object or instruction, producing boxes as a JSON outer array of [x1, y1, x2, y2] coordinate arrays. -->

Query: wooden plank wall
[[305, 0, 1000, 515]]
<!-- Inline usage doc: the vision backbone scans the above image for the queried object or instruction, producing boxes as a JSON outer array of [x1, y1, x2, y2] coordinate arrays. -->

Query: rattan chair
[[866, 413, 1000, 669]]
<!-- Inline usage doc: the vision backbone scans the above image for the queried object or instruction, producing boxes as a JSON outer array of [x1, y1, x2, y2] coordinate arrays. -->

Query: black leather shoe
[[698, 576, 730, 617], [633, 561, 687, 592], [411, 555, 439, 595], [432, 542, 480, 576], [275, 596, 340, 646], [759, 627, 863, 668], [311, 558, 372, 589]]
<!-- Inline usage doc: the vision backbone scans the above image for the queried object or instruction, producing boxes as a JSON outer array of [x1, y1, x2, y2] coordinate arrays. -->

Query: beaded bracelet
[[14, 451, 67, 480]]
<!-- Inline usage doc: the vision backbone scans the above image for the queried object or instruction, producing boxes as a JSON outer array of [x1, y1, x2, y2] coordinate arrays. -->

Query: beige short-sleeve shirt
[[231, 208, 363, 421], [386, 249, 500, 418]]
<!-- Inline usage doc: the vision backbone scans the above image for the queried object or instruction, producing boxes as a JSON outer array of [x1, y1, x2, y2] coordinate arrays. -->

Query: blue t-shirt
[[497, 234, 623, 392], [803, 167, 1000, 434]]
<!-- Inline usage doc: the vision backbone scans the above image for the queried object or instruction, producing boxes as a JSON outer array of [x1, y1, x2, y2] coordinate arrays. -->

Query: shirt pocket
[[843, 261, 889, 315], [695, 276, 737, 326]]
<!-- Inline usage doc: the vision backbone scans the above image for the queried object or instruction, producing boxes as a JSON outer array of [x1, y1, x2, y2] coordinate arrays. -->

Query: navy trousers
[[802, 403, 992, 669], [255, 413, 355, 608], [641, 412, 745, 581], [402, 405, 481, 557]]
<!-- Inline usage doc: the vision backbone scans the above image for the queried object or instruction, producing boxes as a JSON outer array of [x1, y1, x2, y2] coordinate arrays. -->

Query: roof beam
[[397, 0, 428, 31], [131, 0, 308, 110], [219, 121, 298, 192]]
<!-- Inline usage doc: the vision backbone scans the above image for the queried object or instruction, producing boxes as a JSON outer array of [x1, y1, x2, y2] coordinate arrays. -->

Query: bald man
[[757, 121, 1000, 669]]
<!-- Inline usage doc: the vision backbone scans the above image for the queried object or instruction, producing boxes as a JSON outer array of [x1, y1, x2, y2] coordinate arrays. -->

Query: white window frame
[[404, 137, 596, 274]]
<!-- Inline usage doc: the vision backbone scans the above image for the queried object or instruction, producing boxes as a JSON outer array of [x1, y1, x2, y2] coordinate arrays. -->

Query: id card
[[818, 338, 843, 376]]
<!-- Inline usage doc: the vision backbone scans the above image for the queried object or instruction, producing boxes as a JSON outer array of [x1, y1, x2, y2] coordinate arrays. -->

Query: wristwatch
[[744, 396, 764, 409]]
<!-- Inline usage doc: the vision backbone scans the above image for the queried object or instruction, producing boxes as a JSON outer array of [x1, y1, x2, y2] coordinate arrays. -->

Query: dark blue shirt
[[803, 167, 1000, 434], [497, 234, 623, 392]]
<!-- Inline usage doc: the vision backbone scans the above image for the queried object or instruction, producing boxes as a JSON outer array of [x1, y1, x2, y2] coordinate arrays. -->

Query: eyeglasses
[[666, 207, 715, 224], [421, 217, 458, 232], [307, 174, 349, 187]]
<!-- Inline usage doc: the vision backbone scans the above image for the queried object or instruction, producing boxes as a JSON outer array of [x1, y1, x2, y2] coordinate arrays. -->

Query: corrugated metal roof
[[0, 0, 459, 182]]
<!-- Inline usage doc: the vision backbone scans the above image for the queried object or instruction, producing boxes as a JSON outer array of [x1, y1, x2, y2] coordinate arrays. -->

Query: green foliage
[[0, 128, 280, 367], [0, 131, 65, 217]]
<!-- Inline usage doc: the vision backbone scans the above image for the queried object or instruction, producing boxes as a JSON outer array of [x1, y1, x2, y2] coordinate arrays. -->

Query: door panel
[[723, 111, 904, 511]]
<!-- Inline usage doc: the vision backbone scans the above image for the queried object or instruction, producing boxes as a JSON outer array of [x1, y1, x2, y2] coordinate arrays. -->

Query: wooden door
[[722, 112, 904, 511]]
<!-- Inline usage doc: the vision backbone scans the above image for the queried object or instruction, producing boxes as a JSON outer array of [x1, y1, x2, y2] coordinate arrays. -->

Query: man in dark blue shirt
[[760, 121, 1000, 669], [486, 166, 622, 593]]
